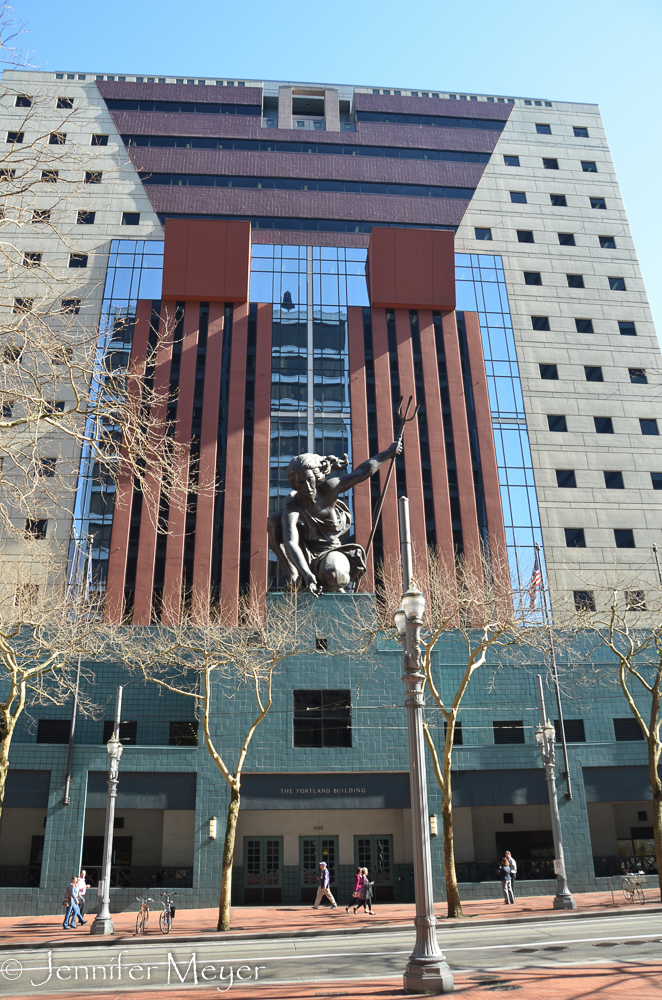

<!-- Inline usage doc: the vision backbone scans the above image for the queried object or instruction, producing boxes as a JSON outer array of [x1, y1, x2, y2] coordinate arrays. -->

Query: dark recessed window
[[76, 210, 95, 224], [565, 528, 586, 548], [625, 590, 646, 611], [550, 194, 567, 206], [12, 298, 32, 313], [69, 253, 88, 268], [91, 134, 109, 146], [504, 154, 520, 166], [169, 721, 199, 746], [493, 721, 525, 744], [24, 518, 48, 539], [15, 95, 32, 107], [614, 528, 635, 548], [554, 719, 586, 743], [594, 417, 614, 434], [31, 209, 51, 223], [122, 212, 140, 226], [536, 123, 552, 134], [41, 169, 58, 182], [85, 171, 102, 184], [503, 812, 514, 823], [23, 252, 42, 267], [517, 230, 534, 243], [56, 97, 74, 109], [652, 473, 662, 490], [604, 470, 624, 489], [629, 368, 647, 384], [474, 227, 492, 240], [102, 720, 137, 744], [638, 811, 649, 821], [531, 316, 550, 331], [315, 637, 328, 651], [556, 469, 576, 488], [558, 232, 575, 246], [539, 363, 558, 380], [524, 271, 542, 285], [443, 721, 463, 746], [37, 720, 70, 743], [543, 157, 559, 169], [36, 457, 56, 478], [599, 235, 616, 249], [574, 590, 595, 612], [618, 321, 636, 336], [548, 414, 567, 432], [584, 366, 603, 382], [613, 718, 643, 741], [61, 299, 81, 314], [293, 690, 352, 748], [0, 168, 16, 180], [640, 418, 659, 436], [609, 276, 626, 291], [7, 130, 24, 143], [49, 132, 66, 145], [510, 191, 527, 203], [590, 197, 606, 209], [581, 161, 597, 172], [567, 274, 584, 288], [573, 126, 589, 137], [575, 318, 594, 334]]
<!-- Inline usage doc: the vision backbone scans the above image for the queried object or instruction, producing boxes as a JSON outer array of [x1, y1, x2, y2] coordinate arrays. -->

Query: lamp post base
[[553, 893, 577, 910], [404, 959, 455, 994], [90, 916, 115, 935]]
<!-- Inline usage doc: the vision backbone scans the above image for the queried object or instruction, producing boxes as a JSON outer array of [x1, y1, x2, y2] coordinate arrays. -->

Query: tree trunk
[[0, 720, 16, 827], [217, 782, 240, 931], [648, 735, 662, 902], [441, 721, 463, 919]]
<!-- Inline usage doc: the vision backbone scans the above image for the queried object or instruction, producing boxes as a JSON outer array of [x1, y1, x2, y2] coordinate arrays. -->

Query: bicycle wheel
[[635, 886, 645, 905], [143, 907, 149, 930], [622, 880, 633, 902], [159, 909, 171, 934], [136, 910, 145, 934]]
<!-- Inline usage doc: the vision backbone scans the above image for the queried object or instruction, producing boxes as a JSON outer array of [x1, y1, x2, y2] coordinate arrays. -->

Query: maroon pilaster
[[394, 308, 427, 578], [249, 303, 273, 593], [104, 299, 153, 623], [220, 302, 249, 624], [161, 303, 200, 625], [191, 303, 225, 623], [370, 309, 400, 575], [347, 306, 374, 592]]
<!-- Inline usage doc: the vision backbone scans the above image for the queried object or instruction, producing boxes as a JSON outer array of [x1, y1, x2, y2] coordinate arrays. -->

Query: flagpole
[[535, 543, 573, 800]]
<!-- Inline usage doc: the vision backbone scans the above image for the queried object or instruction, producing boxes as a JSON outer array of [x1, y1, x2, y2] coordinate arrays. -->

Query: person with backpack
[[505, 851, 517, 897], [499, 857, 514, 904]]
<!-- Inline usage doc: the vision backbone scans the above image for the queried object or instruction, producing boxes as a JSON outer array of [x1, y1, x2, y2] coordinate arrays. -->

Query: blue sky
[[13, 0, 662, 334]]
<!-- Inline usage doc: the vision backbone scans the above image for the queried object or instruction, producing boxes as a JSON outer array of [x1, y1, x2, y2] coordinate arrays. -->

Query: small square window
[[122, 212, 140, 226], [316, 637, 328, 651], [517, 230, 534, 243], [614, 528, 635, 548], [61, 299, 81, 314], [618, 321, 636, 336], [558, 232, 576, 246], [510, 191, 527, 203], [584, 366, 603, 382], [651, 473, 662, 490], [504, 155, 520, 166], [590, 197, 606, 209], [49, 132, 66, 145], [556, 469, 576, 488], [640, 418, 659, 436], [493, 721, 525, 744], [550, 194, 567, 206], [609, 276, 626, 291], [76, 210, 95, 225], [91, 134, 109, 146], [547, 414, 567, 432], [565, 527, 586, 548], [69, 253, 88, 268], [531, 316, 550, 331], [575, 319, 594, 334], [626, 590, 646, 610], [25, 518, 48, 539], [6, 130, 24, 143], [15, 94, 32, 107], [574, 590, 595, 612], [536, 123, 552, 134], [539, 363, 558, 379], [581, 161, 597, 172], [23, 251, 41, 267], [31, 209, 51, 223], [524, 271, 542, 285], [503, 812, 514, 824], [567, 274, 584, 288], [169, 721, 199, 746], [0, 168, 16, 180], [13, 298, 33, 313], [599, 235, 616, 249], [638, 810, 649, 822], [56, 97, 74, 109], [474, 227, 492, 240], [614, 718, 644, 741], [543, 157, 559, 169], [629, 368, 647, 384], [594, 416, 614, 434], [573, 126, 589, 137], [2, 399, 14, 417], [604, 470, 624, 489], [41, 169, 58, 182], [84, 171, 102, 184], [36, 457, 56, 478]]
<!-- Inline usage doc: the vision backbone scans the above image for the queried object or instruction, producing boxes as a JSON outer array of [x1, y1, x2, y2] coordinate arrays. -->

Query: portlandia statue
[[267, 440, 402, 594]]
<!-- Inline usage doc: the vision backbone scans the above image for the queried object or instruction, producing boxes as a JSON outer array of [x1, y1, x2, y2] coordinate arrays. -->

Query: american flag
[[528, 553, 542, 609]]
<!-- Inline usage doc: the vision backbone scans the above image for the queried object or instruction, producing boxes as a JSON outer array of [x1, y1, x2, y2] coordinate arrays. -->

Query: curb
[[1, 902, 660, 953]]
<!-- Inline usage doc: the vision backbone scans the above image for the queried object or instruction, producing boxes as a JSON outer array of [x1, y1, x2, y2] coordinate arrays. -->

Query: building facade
[[0, 68, 660, 914]]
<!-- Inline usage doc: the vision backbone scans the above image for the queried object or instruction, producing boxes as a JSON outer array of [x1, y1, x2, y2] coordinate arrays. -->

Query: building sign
[[241, 772, 411, 810]]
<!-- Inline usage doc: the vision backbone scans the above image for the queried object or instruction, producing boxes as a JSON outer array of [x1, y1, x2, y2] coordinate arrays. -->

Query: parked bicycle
[[134, 896, 153, 934], [159, 891, 177, 934], [621, 872, 646, 904]]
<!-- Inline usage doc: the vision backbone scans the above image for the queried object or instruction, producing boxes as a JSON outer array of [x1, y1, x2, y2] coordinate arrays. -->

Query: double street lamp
[[91, 686, 124, 935]]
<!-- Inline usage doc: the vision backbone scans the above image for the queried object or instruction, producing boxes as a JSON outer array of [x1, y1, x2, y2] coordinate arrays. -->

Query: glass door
[[355, 835, 394, 900], [299, 836, 338, 903], [243, 836, 283, 905]]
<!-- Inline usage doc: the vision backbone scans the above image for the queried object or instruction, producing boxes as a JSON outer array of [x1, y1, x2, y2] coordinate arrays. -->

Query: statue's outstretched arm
[[323, 440, 402, 503]]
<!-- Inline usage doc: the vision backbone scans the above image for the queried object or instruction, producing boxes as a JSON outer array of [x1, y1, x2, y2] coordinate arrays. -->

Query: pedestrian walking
[[346, 866, 362, 913], [76, 869, 90, 917], [353, 867, 376, 914], [499, 857, 514, 904], [62, 876, 85, 929], [505, 851, 517, 898], [312, 861, 337, 909]]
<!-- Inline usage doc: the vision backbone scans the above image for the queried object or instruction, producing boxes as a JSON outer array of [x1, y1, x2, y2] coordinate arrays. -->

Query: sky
[[9, 0, 662, 333]]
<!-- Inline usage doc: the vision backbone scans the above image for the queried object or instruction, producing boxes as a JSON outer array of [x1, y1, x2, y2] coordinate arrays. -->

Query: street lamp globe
[[394, 607, 407, 637], [543, 720, 555, 742], [107, 733, 123, 760], [535, 724, 544, 746], [402, 583, 425, 621]]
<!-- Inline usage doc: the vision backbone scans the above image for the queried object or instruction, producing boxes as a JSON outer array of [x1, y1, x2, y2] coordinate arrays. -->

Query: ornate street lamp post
[[91, 686, 124, 935], [535, 674, 576, 910], [395, 497, 454, 994]]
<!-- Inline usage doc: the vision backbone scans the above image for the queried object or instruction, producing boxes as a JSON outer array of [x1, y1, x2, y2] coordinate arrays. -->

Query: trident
[[365, 395, 420, 556]]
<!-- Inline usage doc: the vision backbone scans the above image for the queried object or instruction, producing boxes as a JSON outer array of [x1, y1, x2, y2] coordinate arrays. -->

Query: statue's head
[[286, 453, 327, 502]]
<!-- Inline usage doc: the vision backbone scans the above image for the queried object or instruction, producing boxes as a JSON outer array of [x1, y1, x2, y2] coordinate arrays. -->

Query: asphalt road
[[1, 912, 661, 995]]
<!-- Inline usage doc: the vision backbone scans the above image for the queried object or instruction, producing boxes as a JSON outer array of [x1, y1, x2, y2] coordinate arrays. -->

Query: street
[[0, 911, 661, 995]]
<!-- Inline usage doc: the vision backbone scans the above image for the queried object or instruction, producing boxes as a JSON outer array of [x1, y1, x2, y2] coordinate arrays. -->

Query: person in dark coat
[[499, 857, 514, 904], [353, 867, 376, 914]]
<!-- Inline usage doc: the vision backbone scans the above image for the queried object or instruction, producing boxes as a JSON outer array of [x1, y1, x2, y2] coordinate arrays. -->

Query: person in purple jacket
[[312, 861, 337, 909]]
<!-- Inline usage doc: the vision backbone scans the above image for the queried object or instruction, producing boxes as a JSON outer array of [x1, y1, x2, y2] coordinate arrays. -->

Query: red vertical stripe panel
[[394, 309, 427, 576], [370, 309, 399, 575], [347, 306, 374, 591], [249, 303, 273, 594]]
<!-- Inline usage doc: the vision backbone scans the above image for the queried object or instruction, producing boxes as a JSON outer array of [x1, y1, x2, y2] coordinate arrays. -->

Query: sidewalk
[[0, 890, 657, 948]]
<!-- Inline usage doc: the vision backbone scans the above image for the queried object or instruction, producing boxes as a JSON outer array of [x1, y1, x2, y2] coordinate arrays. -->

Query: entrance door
[[243, 837, 283, 905], [299, 836, 338, 903], [355, 835, 394, 900]]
